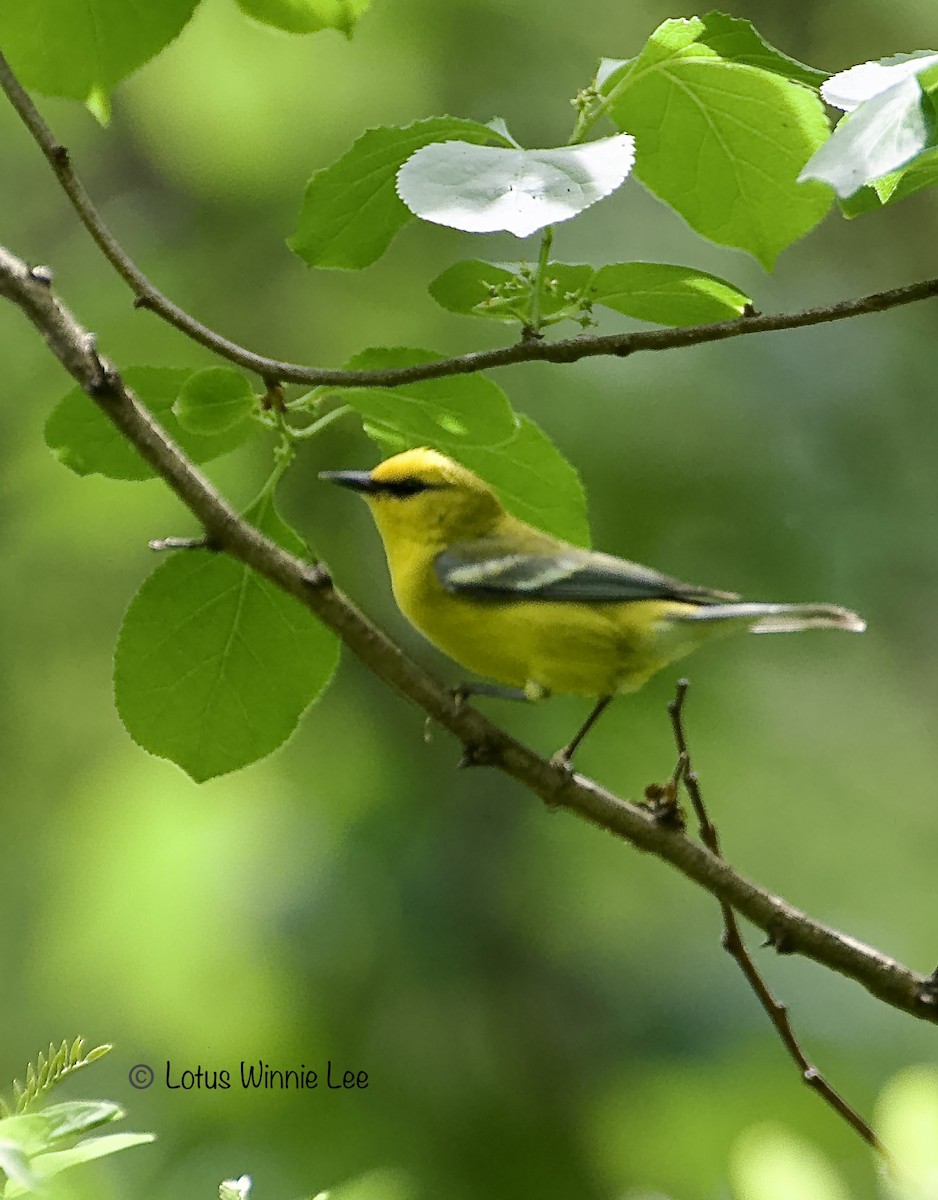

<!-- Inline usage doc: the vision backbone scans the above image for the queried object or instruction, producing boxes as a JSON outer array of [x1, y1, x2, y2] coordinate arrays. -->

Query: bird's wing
[[434, 534, 738, 604]]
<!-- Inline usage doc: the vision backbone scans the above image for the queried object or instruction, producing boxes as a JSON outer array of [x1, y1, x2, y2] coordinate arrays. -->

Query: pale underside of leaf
[[396, 135, 636, 238], [290, 117, 505, 268], [822, 51, 938, 111], [799, 74, 931, 197]]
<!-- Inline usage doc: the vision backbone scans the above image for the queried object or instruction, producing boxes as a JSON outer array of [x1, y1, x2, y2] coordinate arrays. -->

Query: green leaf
[[691, 12, 826, 87], [879, 144, 938, 205], [590, 262, 750, 325], [459, 418, 590, 545], [602, 17, 832, 268], [85, 85, 112, 127], [397, 133, 636, 238], [336, 348, 517, 449], [0, 1136, 37, 1191], [836, 183, 885, 218], [428, 260, 594, 325], [40, 1101, 123, 1142], [174, 368, 257, 436], [4, 1133, 156, 1198], [429, 260, 525, 321], [0, 0, 200, 103], [0, 1115, 49, 1159], [45, 367, 253, 481], [114, 493, 339, 781], [289, 118, 507, 269], [234, 0, 370, 36], [799, 74, 935, 198]]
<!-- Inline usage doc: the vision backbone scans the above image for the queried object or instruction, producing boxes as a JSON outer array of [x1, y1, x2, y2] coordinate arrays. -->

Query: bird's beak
[[319, 469, 381, 494]]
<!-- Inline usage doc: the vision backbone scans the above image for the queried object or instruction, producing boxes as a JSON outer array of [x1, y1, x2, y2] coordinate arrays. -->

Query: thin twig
[[667, 680, 886, 1154], [3, 51, 938, 388], [2, 242, 937, 1031]]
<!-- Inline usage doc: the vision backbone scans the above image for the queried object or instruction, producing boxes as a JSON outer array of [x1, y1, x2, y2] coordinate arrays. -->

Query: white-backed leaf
[[289, 117, 507, 268], [800, 73, 933, 197], [397, 134, 636, 238], [822, 51, 938, 111]]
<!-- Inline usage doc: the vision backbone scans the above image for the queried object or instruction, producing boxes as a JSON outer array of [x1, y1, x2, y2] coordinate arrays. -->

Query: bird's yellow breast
[[380, 532, 706, 695]]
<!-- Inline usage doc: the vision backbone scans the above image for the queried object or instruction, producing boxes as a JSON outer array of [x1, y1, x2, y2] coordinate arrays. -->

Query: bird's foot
[[549, 747, 576, 773], [452, 682, 536, 705]]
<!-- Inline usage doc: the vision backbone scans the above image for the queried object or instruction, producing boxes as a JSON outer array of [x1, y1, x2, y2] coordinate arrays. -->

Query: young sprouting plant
[[0, 1039, 154, 1198]]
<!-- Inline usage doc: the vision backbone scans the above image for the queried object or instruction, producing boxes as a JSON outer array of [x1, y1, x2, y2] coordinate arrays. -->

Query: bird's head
[[321, 448, 503, 545]]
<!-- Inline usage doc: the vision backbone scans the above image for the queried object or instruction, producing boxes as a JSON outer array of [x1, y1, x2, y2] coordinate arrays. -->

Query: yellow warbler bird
[[322, 448, 865, 763]]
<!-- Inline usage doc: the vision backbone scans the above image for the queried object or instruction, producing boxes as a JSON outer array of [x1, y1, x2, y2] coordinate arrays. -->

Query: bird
[[321, 447, 865, 764]]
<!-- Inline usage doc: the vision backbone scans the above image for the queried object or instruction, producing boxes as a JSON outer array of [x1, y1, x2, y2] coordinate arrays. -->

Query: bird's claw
[[549, 748, 575, 773]]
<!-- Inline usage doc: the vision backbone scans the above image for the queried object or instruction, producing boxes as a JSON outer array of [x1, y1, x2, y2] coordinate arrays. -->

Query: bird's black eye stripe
[[377, 477, 442, 498]]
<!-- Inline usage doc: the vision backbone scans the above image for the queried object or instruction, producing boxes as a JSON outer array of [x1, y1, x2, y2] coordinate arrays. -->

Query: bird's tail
[[675, 602, 866, 635]]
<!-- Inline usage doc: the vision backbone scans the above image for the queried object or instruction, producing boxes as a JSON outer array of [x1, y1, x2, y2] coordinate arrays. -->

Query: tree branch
[[3, 51, 938, 389], [2, 241, 937, 1034], [668, 681, 886, 1155]]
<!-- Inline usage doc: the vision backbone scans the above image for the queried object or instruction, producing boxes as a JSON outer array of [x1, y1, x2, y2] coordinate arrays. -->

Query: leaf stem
[[290, 404, 353, 440], [528, 226, 554, 332], [262, 410, 297, 494]]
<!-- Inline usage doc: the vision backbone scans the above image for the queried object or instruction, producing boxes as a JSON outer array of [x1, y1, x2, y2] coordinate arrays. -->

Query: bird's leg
[[450, 681, 549, 767], [453, 682, 531, 705], [452, 679, 550, 706], [428, 683, 531, 743], [552, 695, 614, 769]]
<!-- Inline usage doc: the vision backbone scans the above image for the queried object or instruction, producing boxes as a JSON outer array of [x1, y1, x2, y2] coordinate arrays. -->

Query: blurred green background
[[2, 1, 938, 1197]]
